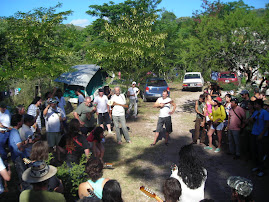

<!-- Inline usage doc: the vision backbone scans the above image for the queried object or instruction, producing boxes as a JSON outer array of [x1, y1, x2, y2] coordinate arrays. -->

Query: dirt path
[[121, 84, 268, 202]]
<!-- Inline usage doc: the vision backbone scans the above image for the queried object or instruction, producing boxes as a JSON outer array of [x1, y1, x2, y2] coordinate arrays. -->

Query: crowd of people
[[0, 81, 261, 201]]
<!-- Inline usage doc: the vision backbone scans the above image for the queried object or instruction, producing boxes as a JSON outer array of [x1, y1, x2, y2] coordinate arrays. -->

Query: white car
[[182, 72, 204, 91]]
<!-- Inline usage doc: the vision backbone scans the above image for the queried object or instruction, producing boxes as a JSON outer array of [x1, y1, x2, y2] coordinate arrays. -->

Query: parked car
[[182, 72, 204, 91], [217, 71, 239, 86], [142, 78, 170, 102]]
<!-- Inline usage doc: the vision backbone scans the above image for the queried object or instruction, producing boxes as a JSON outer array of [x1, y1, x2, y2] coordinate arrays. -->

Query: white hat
[[132, 81, 136, 85]]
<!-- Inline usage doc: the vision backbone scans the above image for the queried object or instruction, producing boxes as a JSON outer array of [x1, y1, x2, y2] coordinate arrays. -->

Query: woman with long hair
[[171, 144, 207, 202], [204, 97, 226, 152], [78, 157, 109, 199], [87, 127, 105, 162], [102, 180, 123, 202]]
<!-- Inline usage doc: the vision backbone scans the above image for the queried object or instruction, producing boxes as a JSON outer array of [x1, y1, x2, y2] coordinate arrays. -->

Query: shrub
[[219, 82, 239, 92]]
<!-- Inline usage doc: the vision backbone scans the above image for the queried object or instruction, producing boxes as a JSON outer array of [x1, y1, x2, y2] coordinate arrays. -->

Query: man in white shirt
[[110, 87, 131, 144], [43, 99, 66, 149], [151, 90, 176, 146], [127, 81, 140, 118], [0, 102, 11, 160], [93, 89, 114, 134]]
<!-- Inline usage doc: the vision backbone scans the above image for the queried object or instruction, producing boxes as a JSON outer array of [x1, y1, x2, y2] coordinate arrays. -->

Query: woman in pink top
[[204, 94, 213, 126]]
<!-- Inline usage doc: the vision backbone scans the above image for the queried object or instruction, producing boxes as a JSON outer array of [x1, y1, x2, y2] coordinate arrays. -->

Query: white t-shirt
[[157, 97, 172, 117], [55, 96, 66, 114], [44, 107, 65, 133], [171, 168, 207, 202], [94, 95, 108, 113], [78, 94, 85, 105], [19, 124, 34, 141], [0, 157, 5, 172], [128, 87, 139, 99], [0, 109, 11, 128], [27, 104, 41, 130], [110, 94, 126, 116]]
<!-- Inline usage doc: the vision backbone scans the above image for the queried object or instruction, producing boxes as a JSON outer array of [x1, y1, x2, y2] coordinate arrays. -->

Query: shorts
[[156, 116, 172, 133], [47, 132, 62, 147], [98, 112, 111, 125], [210, 122, 224, 131]]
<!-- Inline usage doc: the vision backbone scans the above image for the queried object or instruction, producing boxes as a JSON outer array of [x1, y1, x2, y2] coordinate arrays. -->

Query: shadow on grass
[[181, 99, 196, 113]]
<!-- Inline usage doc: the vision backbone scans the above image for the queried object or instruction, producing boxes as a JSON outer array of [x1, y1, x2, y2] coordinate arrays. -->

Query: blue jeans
[[228, 130, 240, 156], [0, 132, 9, 160], [112, 116, 130, 142]]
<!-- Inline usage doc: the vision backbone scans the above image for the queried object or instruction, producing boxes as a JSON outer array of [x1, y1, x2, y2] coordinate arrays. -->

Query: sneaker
[[252, 167, 259, 172], [257, 171, 264, 177], [204, 146, 213, 150], [214, 148, 221, 153]]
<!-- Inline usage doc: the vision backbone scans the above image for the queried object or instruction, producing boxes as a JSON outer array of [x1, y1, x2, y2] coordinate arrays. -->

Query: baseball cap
[[240, 90, 249, 95], [214, 97, 222, 103], [98, 88, 104, 92], [132, 81, 136, 85]]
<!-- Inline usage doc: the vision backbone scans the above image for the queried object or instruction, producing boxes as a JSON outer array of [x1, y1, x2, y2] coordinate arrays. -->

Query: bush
[[219, 82, 239, 92]]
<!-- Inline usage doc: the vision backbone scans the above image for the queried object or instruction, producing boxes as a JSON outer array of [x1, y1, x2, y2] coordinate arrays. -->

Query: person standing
[[0, 102, 11, 161], [127, 81, 140, 118], [192, 94, 206, 145], [43, 99, 66, 151], [250, 87, 260, 101], [73, 97, 96, 135], [151, 90, 176, 146], [110, 87, 131, 144], [55, 89, 66, 115], [27, 97, 42, 132], [75, 89, 85, 106], [227, 98, 245, 159], [93, 89, 113, 134], [239, 90, 250, 110]]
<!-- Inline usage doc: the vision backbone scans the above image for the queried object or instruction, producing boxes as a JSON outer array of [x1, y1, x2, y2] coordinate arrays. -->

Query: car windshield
[[147, 79, 167, 86], [184, 74, 200, 79], [220, 73, 235, 79]]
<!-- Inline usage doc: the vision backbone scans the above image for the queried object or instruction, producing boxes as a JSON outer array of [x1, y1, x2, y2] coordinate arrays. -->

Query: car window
[[184, 74, 200, 79], [147, 80, 167, 86], [220, 73, 236, 79]]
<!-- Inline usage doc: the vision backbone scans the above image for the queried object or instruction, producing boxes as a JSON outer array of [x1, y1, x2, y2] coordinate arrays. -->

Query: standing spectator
[[43, 98, 66, 154], [210, 83, 221, 99], [75, 89, 85, 106], [163, 177, 182, 202], [171, 144, 207, 202], [127, 81, 140, 118], [248, 99, 269, 177], [204, 97, 226, 152], [110, 87, 131, 144], [27, 96, 42, 132], [55, 89, 66, 115], [227, 98, 246, 159], [19, 161, 65, 202], [205, 94, 213, 128], [192, 94, 206, 145], [102, 180, 123, 202], [239, 90, 250, 110], [78, 157, 109, 199], [73, 97, 96, 135], [0, 157, 11, 195], [87, 127, 105, 162], [104, 86, 112, 100], [250, 87, 260, 101], [151, 90, 176, 146], [0, 102, 11, 161], [93, 89, 113, 134]]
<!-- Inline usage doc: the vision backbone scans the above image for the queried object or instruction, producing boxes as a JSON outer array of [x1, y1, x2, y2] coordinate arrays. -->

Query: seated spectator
[[58, 119, 90, 166], [78, 157, 109, 199], [227, 176, 254, 202], [171, 144, 207, 202], [87, 127, 105, 162], [0, 157, 11, 195], [163, 177, 181, 202], [102, 180, 123, 202], [19, 161, 65, 202]]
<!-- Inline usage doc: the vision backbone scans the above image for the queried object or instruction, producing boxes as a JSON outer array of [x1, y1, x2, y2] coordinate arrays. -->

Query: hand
[[169, 111, 174, 115], [80, 121, 85, 126]]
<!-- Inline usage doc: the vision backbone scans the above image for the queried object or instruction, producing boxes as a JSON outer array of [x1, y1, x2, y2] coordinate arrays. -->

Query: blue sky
[[1, 0, 267, 27]]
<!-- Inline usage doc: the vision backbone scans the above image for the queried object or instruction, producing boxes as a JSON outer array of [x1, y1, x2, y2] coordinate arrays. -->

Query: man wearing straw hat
[[20, 161, 65, 201]]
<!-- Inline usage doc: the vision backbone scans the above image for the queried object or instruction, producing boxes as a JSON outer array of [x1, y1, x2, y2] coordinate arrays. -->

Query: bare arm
[[43, 104, 50, 117], [73, 112, 85, 126], [0, 166, 11, 181], [169, 101, 176, 115]]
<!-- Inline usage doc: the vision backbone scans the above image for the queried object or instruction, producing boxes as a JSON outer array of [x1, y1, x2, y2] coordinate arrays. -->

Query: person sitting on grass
[[171, 144, 207, 202], [20, 161, 65, 202], [87, 127, 105, 162], [102, 180, 123, 202], [163, 177, 182, 202], [227, 176, 254, 202], [78, 157, 109, 199]]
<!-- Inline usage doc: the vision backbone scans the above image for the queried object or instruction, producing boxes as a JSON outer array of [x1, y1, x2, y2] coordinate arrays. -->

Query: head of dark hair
[[15, 104, 24, 114], [163, 177, 182, 202], [177, 144, 206, 189], [24, 114, 35, 124], [254, 99, 263, 108], [31, 96, 41, 105], [102, 180, 123, 202], [93, 127, 104, 143], [11, 114, 23, 127], [225, 94, 231, 99], [30, 141, 49, 161], [85, 157, 103, 182], [199, 94, 205, 101], [163, 90, 168, 94], [44, 92, 51, 99], [32, 179, 49, 187], [66, 119, 80, 152]]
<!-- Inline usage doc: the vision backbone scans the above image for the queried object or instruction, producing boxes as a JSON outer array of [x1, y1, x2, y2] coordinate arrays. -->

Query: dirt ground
[[106, 83, 269, 202]]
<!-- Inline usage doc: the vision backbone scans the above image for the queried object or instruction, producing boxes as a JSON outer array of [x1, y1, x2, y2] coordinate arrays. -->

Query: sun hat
[[227, 176, 253, 197], [240, 90, 249, 95], [132, 81, 136, 85], [214, 97, 222, 103], [22, 161, 57, 183]]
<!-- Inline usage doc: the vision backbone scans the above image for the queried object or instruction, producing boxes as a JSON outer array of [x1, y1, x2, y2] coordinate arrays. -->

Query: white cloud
[[70, 19, 91, 27]]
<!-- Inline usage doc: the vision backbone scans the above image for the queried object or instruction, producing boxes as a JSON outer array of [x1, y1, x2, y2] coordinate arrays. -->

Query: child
[[87, 127, 105, 162]]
